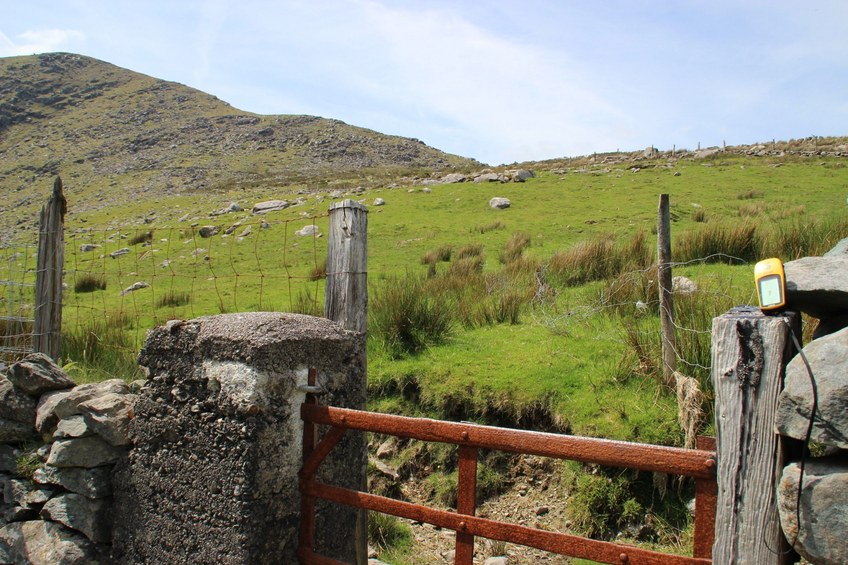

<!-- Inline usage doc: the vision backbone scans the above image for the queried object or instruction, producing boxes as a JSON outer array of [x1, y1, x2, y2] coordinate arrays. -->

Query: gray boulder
[[110, 248, 130, 259], [33, 466, 113, 499], [784, 256, 848, 318], [53, 415, 94, 440], [439, 173, 467, 184], [36, 379, 129, 435], [78, 392, 134, 446], [41, 494, 111, 543], [198, 225, 219, 238], [4, 479, 55, 509], [0, 520, 98, 565], [775, 326, 848, 449], [824, 237, 848, 257], [47, 436, 126, 468], [0, 419, 38, 443], [778, 456, 848, 565], [475, 172, 504, 183], [511, 169, 535, 182], [489, 197, 511, 210], [78, 244, 98, 252], [0, 378, 37, 424], [373, 198, 385, 206], [295, 225, 320, 237], [8, 354, 75, 397], [119, 281, 149, 296], [252, 200, 289, 214], [694, 148, 721, 159], [210, 202, 241, 216]]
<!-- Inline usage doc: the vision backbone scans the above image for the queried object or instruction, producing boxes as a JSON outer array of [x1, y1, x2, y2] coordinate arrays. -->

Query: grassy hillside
[[0, 52, 479, 245]]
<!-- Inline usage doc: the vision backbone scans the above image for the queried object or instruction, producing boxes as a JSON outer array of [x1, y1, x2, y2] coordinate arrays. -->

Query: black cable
[[787, 328, 818, 549]]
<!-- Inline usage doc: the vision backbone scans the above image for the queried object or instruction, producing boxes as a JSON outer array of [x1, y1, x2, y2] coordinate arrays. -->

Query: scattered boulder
[[295, 225, 320, 237], [489, 197, 511, 210], [694, 148, 721, 159], [120, 281, 149, 296], [110, 248, 130, 259], [474, 172, 504, 183], [238, 226, 252, 238], [373, 198, 385, 206], [252, 200, 289, 214], [511, 169, 535, 182], [8, 354, 75, 397], [777, 456, 848, 565], [198, 226, 219, 238], [439, 173, 467, 184], [78, 244, 98, 252], [210, 202, 241, 216]]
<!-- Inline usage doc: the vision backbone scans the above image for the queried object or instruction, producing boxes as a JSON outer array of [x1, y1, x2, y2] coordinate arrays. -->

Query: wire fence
[[0, 243, 37, 362], [0, 212, 331, 372]]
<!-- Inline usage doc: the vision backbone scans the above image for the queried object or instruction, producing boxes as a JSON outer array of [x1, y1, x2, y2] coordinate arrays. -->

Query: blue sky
[[2, 1, 847, 165]]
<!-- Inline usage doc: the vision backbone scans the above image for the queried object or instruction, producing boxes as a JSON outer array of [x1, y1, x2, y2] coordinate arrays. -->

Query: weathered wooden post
[[657, 194, 677, 387], [711, 306, 797, 564], [33, 177, 66, 361], [324, 198, 368, 564], [325, 199, 368, 333]]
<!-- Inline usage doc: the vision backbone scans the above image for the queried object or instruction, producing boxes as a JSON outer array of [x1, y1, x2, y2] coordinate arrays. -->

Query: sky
[[2, 1, 847, 165]]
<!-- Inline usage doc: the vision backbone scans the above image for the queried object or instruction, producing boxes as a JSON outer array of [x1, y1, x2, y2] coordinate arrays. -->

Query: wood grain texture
[[324, 200, 368, 334], [711, 308, 796, 564], [33, 177, 66, 361]]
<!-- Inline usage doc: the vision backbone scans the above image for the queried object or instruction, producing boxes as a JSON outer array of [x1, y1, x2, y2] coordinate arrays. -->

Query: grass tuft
[[74, 274, 106, 293]]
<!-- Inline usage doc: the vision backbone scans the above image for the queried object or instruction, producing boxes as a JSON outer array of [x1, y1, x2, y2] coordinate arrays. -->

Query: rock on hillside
[[0, 52, 479, 243]]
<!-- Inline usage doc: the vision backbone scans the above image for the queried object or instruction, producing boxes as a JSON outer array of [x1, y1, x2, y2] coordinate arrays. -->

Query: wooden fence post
[[324, 198, 368, 564], [711, 307, 797, 564], [33, 177, 66, 361], [657, 194, 677, 386], [325, 199, 368, 333]]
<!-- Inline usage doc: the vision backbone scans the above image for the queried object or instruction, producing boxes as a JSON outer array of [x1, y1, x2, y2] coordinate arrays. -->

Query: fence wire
[[0, 244, 37, 361]]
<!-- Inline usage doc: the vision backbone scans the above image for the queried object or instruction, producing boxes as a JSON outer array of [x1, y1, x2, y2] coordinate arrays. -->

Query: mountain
[[0, 52, 479, 242]]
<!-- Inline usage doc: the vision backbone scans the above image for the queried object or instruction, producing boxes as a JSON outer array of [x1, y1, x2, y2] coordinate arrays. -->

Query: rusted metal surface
[[301, 404, 716, 479], [693, 436, 717, 559], [302, 479, 712, 565], [455, 445, 478, 565], [299, 400, 717, 564], [298, 368, 319, 561]]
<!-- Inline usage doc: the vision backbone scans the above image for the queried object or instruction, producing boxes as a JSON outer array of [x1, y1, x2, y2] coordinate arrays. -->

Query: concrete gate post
[[112, 312, 365, 564]]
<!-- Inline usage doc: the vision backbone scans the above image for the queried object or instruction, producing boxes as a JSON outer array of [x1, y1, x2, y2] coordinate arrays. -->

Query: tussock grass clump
[[737, 202, 765, 217], [370, 274, 453, 357], [761, 215, 848, 259], [499, 232, 531, 264], [307, 260, 327, 281], [128, 230, 153, 246], [74, 274, 106, 293], [548, 231, 651, 287], [692, 208, 707, 223], [474, 220, 505, 234], [368, 512, 412, 556], [62, 313, 143, 382], [737, 190, 764, 200], [448, 256, 484, 278], [156, 290, 190, 308], [456, 243, 484, 260], [420, 245, 453, 265], [673, 223, 759, 264]]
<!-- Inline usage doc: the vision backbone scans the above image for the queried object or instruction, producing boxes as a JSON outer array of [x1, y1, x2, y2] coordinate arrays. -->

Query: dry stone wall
[[0, 353, 135, 564], [774, 242, 848, 565]]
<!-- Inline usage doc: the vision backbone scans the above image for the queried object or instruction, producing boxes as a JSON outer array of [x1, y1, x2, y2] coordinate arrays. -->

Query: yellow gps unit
[[754, 258, 786, 311]]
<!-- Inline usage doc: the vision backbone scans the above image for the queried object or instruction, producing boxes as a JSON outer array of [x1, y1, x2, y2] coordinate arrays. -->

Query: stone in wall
[[777, 456, 848, 565], [775, 326, 848, 449], [111, 312, 366, 565]]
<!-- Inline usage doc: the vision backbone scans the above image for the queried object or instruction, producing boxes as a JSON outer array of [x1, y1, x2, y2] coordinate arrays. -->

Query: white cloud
[[0, 28, 86, 57]]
